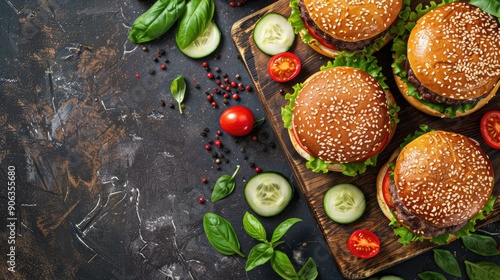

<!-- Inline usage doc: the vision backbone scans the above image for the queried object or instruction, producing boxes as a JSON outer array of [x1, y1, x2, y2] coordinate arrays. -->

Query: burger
[[392, 1, 500, 118], [288, 0, 407, 58], [377, 127, 496, 245], [282, 53, 399, 176]]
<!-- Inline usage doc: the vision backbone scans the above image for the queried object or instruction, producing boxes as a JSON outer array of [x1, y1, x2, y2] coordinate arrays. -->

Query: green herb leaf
[[417, 271, 447, 280], [176, 0, 215, 49], [271, 218, 302, 244], [170, 75, 186, 114], [245, 243, 274, 271], [203, 212, 244, 257], [433, 249, 462, 277], [243, 212, 267, 242], [211, 165, 240, 202], [462, 233, 500, 256], [469, 0, 500, 18], [270, 250, 299, 280], [129, 0, 186, 43], [297, 257, 318, 280], [465, 260, 500, 280]]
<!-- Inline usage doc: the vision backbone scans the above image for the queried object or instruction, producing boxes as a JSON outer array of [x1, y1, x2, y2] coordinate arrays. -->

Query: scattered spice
[[202, 178, 208, 183], [254, 167, 262, 173], [198, 197, 205, 204]]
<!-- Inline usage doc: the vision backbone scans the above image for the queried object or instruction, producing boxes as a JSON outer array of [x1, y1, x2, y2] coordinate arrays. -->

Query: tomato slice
[[480, 110, 500, 150], [347, 229, 380, 259], [303, 19, 338, 51], [356, 132, 389, 162], [382, 162, 394, 209], [268, 52, 301, 83]]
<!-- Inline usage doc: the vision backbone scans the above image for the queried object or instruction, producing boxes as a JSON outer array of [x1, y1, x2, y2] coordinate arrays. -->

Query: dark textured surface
[[0, 1, 498, 280]]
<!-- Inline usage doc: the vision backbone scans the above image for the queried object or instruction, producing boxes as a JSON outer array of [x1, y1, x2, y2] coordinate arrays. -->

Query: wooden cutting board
[[231, 1, 500, 279]]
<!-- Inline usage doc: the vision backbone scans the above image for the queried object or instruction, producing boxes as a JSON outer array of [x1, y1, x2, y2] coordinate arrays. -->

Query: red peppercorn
[[230, 81, 237, 88], [215, 79, 221, 85], [246, 85, 252, 91], [214, 139, 222, 147], [232, 93, 239, 100], [205, 145, 211, 151], [251, 135, 258, 141], [207, 95, 213, 102], [229, 1, 235, 7], [211, 101, 217, 108], [160, 64, 166, 70], [217, 130, 222, 136], [198, 197, 206, 203], [255, 167, 262, 173], [201, 178, 208, 184], [207, 72, 214, 79], [223, 93, 229, 99], [201, 61, 208, 68], [135, 73, 140, 79]]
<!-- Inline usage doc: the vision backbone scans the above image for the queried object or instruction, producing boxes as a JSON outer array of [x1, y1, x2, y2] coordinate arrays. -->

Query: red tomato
[[219, 106, 255, 136], [357, 133, 389, 162], [382, 164, 394, 209], [348, 229, 380, 259], [480, 110, 500, 149], [268, 52, 301, 83], [303, 21, 338, 51]]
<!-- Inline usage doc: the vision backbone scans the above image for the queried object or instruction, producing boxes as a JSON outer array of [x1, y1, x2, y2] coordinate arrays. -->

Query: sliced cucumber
[[379, 276, 405, 280], [179, 21, 221, 59], [323, 183, 366, 224], [244, 171, 294, 217], [253, 12, 295, 56]]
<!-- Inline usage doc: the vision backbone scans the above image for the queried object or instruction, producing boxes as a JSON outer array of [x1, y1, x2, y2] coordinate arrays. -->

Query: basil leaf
[[271, 218, 302, 244], [245, 243, 274, 271], [462, 233, 500, 256], [270, 250, 299, 280], [170, 75, 186, 114], [211, 165, 240, 202], [297, 257, 318, 280], [469, 0, 500, 18], [129, 0, 186, 43], [433, 249, 462, 277], [243, 212, 267, 242], [175, 0, 215, 49], [203, 212, 244, 257], [417, 271, 446, 280], [465, 260, 500, 280]]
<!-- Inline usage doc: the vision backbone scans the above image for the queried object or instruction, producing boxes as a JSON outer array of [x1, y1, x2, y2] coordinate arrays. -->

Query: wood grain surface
[[231, 0, 500, 279]]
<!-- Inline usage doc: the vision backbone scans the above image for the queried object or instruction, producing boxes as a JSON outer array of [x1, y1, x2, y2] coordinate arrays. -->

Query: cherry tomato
[[480, 110, 500, 150], [268, 52, 301, 83], [347, 229, 380, 259], [219, 105, 255, 136]]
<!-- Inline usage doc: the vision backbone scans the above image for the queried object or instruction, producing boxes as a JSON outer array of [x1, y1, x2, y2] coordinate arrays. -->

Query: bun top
[[292, 66, 391, 163], [394, 131, 494, 228], [303, 0, 403, 42], [407, 2, 500, 99]]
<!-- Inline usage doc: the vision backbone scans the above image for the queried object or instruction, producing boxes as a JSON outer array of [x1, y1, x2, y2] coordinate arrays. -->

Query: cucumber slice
[[244, 171, 294, 217], [323, 183, 366, 224], [179, 21, 221, 59], [253, 12, 295, 55], [379, 276, 405, 280]]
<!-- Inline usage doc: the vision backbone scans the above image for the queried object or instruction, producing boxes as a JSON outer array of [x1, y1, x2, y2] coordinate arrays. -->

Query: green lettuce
[[288, 0, 411, 56], [391, 0, 487, 118], [281, 53, 400, 176]]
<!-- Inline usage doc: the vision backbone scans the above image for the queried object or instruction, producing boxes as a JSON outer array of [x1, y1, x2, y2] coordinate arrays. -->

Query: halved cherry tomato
[[480, 110, 500, 150], [268, 52, 301, 83], [219, 106, 255, 136], [347, 229, 380, 259]]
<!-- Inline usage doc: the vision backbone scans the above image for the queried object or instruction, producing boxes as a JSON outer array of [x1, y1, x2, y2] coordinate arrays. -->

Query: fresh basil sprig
[[417, 271, 446, 280], [243, 212, 317, 279], [462, 233, 500, 256], [129, 0, 186, 43], [203, 212, 244, 257], [464, 260, 500, 280], [433, 249, 462, 277], [170, 75, 186, 114], [211, 165, 240, 202], [175, 0, 215, 49]]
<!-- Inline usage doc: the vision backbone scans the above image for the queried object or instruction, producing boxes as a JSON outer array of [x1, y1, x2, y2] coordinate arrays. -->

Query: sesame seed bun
[[289, 66, 396, 172], [377, 130, 495, 239], [393, 2, 500, 118], [296, 0, 403, 58]]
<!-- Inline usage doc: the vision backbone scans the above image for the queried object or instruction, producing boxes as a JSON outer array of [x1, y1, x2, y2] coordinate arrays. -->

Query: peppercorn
[[207, 72, 214, 79], [194, 83, 200, 89], [149, 69, 156, 75], [246, 85, 252, 91], [205, 145, 211, 151], [168, 103, 174, 108], [232, 93, 239, 100], [204, 127, 210, 132], [160, 64, 166, 70], [235, 74, 241, 79], [269, 141, 276, 149], [223, 147, 230, 153], [279, 89, 285, 95], [255, 167, 262, 173], [153, 57, 159, 62], [142, 46, 148, 51], [240, 147, 246, 153], [215, 67, 220, 72], [215, 159, 221, 164], [198, 197, 205, 204], [158, 48, 165, 55], [201, 178, 208, 184], [214, 139, 222, 147], [160, 100, 166, 107], [201, 61, 209, 68], [135, 73, 140, 79], [249, 161, 255, 168]]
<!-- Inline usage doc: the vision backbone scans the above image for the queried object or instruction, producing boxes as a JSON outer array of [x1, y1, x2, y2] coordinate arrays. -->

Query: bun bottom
[[394, 75, 499, 118], [301, 30, 394, 58]]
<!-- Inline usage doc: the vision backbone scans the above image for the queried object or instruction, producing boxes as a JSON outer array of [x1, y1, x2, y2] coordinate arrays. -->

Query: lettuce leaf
[[469, 0, 500, 19], [391, 0, 487, 118]]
